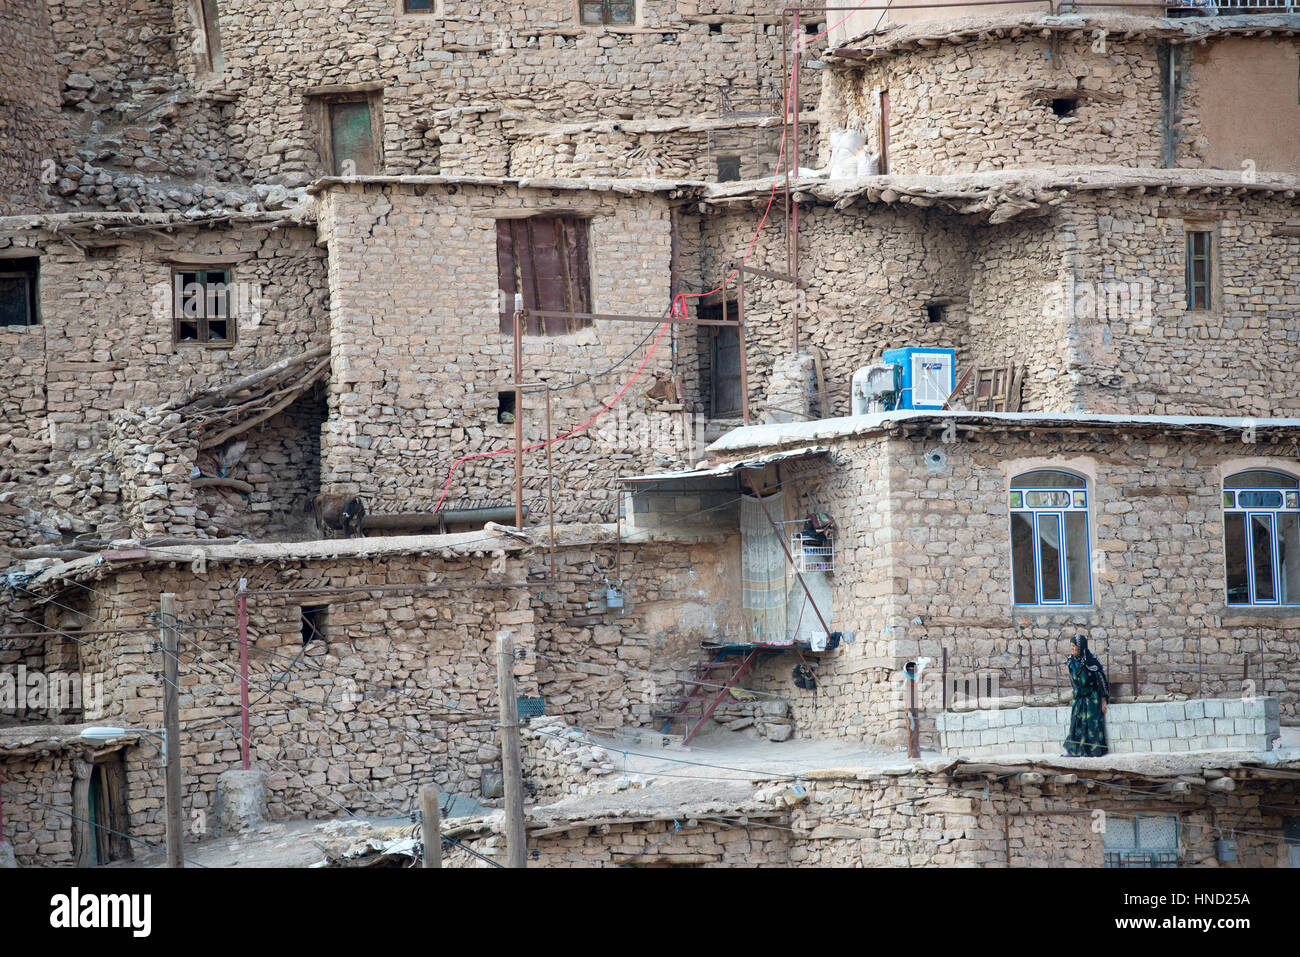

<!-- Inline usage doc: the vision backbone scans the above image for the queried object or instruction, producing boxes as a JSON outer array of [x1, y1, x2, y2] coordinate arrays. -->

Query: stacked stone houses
[[0, 0, 1298, 867]]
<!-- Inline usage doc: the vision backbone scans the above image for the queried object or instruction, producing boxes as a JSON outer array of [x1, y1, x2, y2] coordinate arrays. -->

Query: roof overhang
[[619, 446, 829, 485]]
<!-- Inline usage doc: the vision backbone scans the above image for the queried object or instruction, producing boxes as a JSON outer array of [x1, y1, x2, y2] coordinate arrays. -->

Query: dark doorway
[[697, 303, 742, 418], [75, 751, 132, 866]]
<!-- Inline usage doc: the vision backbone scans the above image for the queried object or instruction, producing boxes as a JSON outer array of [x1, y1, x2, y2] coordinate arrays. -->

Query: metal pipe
[[746, 476, 833, 640], [785, 8, 795, 295], [738, 267, 750, 425], [545, 384, 555, 582], [238, 577, 250, 771], [525, 309, 738, 328], [513, 308, 524, 531], [781, 14, 791, 277]]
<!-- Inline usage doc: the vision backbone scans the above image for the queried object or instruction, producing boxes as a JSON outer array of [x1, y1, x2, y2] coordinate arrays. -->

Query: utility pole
[[160, 592, 184, 868], [420, 784, 442, 869], [496, 632, 526, 868]]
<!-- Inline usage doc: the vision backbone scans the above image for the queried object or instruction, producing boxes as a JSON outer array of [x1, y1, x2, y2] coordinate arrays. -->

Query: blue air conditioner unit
[[882, 347, 957, 410]]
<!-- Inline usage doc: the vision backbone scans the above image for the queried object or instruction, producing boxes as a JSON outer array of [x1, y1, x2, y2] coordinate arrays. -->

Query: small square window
[[404, 0, 434, 10], [925, 303, 947, 323], [716, 155, 741, 183], [1050, 97, 1079, 117], [172, 267, 235, 345], [301, 605, 327, 647], [497, 390, 516, 424]]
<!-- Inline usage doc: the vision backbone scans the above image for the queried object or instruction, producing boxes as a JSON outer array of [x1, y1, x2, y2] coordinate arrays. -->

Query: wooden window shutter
[[496, 216, 591, 336]]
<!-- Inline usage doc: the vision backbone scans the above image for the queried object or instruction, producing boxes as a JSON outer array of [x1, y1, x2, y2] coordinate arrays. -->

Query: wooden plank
[[512, 219, 542, 336], [496, 220, 518, 334], [941, 364, 975, 410], [530, 217, 568, 336]]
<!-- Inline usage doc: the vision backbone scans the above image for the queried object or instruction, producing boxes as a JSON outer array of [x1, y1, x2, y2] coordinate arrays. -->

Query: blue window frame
[[1103, 814, 1180, 868], [1010, 470, 1092, 606], [1223, 470, 1300, 606]]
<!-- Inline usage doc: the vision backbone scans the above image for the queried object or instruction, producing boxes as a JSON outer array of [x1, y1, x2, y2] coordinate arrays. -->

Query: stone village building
[[0, 1, 1299, 866]]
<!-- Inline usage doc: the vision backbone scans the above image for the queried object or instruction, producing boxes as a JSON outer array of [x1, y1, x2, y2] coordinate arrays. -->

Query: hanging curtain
[[788, 571, 833, 650], [741, 491, 790, 646]]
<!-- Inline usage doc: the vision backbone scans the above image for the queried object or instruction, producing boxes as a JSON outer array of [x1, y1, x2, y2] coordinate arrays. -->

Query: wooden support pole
[[420, 785, 442, 869], [160, 592, 184, 869], [496, 632, 527, 868]]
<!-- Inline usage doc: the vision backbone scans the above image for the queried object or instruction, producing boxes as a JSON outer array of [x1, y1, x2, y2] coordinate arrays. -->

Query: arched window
[[1223, 470, 1300, 606], [1010, 470, 1091, 606]]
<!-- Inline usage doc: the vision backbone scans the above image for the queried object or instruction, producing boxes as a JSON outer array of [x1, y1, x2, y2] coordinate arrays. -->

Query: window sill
[[1219, 606, 1300, 624], [1012, 605, 1097, 617], [173, 341, 237, 351]]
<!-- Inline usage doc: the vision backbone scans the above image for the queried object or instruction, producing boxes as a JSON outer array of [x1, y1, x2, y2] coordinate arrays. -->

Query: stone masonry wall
[[819, 35, 1166, 175], [695, 201, 1075, 419], [27, 549, 532, 846], [0, 0, 60, 215], [164, 1, 820, 187], [712, 424, 1300, 747], [317, 181, 686, 523], [0, 220, 328, 547], [1058, 191, 1300, 417], [878, 427, 1300, 730], [789, 768, 1297, 867], [938, 697, 1282, 757]]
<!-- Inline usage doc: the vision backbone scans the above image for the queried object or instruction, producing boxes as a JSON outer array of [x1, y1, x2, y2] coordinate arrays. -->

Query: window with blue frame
[[1223, 470, 1300, 606], [1009, 470, 1092, 606], [1102, 814, 1180, 868]]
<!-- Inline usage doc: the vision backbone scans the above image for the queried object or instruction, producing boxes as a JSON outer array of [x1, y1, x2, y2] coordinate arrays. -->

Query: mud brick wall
[[315, 181, 686, 523]]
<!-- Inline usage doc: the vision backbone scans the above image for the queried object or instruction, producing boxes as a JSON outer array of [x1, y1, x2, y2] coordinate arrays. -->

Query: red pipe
[[238, 577, 250, 771]]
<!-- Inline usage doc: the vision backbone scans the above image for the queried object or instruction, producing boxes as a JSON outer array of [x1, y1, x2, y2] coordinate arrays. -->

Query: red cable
[[432, 2, 878, 514]]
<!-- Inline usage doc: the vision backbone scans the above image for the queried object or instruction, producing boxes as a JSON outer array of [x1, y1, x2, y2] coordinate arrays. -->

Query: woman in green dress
[[1064, 634, 1109, 757]]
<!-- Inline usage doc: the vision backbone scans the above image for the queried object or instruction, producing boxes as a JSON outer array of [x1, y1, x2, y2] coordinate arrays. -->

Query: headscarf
[[1069, 633, 1109, 698]]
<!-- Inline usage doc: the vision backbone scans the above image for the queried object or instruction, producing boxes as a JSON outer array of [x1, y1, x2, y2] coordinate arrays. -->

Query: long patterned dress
[[1065, 652, 1109, 757]]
